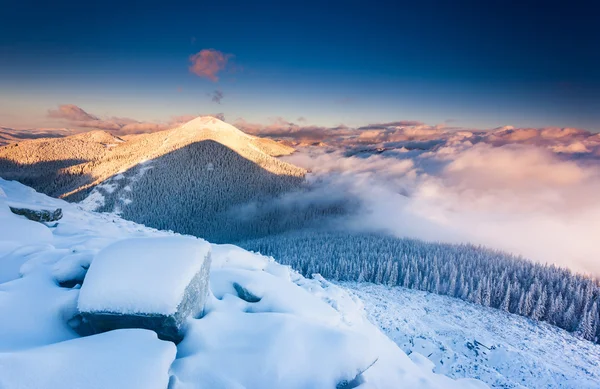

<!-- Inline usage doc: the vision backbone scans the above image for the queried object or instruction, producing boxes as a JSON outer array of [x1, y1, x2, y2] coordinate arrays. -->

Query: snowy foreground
[[0, 178, 487, 389], [342, 282, 600, 389]]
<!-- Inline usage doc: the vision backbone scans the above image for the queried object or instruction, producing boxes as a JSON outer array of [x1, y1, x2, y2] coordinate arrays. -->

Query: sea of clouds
[[279, 124, 600, 276]]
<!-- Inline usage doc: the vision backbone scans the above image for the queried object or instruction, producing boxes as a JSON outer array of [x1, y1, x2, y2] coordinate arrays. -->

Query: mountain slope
[[342, 282, 600, 389], [0, 117, 307, 242], [241, 230, 600, 343], [0, 178, 488, 389]]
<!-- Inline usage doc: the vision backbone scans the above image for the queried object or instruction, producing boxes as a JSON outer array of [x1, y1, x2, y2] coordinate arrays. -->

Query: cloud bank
[[234, 117, 353, 143], [280, 128, 600, 276]]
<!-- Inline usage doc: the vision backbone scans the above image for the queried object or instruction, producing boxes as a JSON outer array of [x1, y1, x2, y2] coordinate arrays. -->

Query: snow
[[0, 178, 490, 388], [0, 272, 79, 351], [52, 251, 94, 286], [79, 161, 155, 212], [78, 188, 105, 211], [342, 282, 600, 389], [0, 198, 53, 248], [0, 329, 176, 389], [173, 259, 487, 389], [78, 237, 211, 315]]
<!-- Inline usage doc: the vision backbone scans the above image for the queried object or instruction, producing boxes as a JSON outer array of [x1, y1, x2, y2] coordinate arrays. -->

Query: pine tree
[[575, 312, 593, 340], [522, 288, 534, 317], [482, 279, 492, 307], [388, 262, 399, 287], [531, 290, 547, 321], [500, 284, 511, 312]]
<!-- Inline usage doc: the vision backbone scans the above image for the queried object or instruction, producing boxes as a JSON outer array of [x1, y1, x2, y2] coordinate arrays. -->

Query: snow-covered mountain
[[0, 178, 488, 389], [0, 117, 308, 242]]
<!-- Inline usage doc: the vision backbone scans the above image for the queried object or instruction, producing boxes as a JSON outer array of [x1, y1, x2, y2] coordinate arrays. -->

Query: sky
[[1, 0, 599, 131]]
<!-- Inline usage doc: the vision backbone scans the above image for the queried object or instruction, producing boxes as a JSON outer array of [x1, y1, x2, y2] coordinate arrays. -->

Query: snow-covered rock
[[78, 237, 211, 342], [0, 178, 488, 388]]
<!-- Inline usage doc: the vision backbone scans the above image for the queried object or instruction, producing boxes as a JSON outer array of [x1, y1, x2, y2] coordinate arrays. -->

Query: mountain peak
[[181, 115, 223, 127], [71, 130, 123, 144], [174, 116, 252, 139]]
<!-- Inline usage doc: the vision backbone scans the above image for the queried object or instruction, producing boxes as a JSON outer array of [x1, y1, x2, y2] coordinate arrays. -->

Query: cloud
[[189, 49, 232, 81], [234, 117, 354, 143], [46, 104, 227, 136], [280, 131, 600, 276], [47, 104, 99, 122], [210, 90, 224, 104], [357, 120, 424, 131]]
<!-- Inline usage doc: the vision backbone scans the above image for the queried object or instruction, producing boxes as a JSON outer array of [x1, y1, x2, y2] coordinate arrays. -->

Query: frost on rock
[[78, 237, 212, 342], [0, 329, 176, 389]]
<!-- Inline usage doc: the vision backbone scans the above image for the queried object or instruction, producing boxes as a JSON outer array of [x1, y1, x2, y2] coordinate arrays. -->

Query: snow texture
[[0, 178, 490, 388], [0, 329, 176, 389], [342, 282, 600, 389]]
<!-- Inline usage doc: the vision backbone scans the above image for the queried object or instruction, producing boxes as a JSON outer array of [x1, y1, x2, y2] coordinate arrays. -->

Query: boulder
[[9, 206, 63, 222], [77, 236, 212, 343]]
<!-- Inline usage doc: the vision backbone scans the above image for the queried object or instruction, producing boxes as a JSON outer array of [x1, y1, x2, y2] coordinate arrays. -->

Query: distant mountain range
[[0, 117, 311, 242]]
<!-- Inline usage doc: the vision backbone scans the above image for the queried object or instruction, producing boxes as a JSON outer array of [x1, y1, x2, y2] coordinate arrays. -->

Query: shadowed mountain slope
[[87, 140, 306, 242]]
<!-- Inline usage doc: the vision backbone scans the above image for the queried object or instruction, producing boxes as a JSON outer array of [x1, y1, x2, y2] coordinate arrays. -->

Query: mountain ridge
[[0, 117, 310, 242], [0, 116, 305, 199]]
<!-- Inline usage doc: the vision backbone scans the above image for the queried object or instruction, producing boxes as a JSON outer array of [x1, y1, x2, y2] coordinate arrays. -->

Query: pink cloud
[[48, 104, 99, 122], [234, 117, 353, 143], [118, 122, 169, 135], [76, 120, 122, 132], [46, 104, 184, 135], [189, 49, 232, 81]]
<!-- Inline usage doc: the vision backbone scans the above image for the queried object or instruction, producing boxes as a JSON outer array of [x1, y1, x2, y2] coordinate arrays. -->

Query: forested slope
[[241, 230, 600, 344]]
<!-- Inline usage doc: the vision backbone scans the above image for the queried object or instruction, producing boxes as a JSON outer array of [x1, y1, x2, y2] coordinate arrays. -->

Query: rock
[[9, 206, 63, 222], [77, 237, 212, 343], [233, 282, 261, 303]]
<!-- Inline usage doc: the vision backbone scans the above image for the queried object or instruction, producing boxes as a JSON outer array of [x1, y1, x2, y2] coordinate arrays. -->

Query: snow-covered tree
[[242, 230, 600, 344]]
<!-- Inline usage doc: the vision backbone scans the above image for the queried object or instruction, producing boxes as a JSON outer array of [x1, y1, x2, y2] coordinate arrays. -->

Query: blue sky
[[1, 0, 598, 130]]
